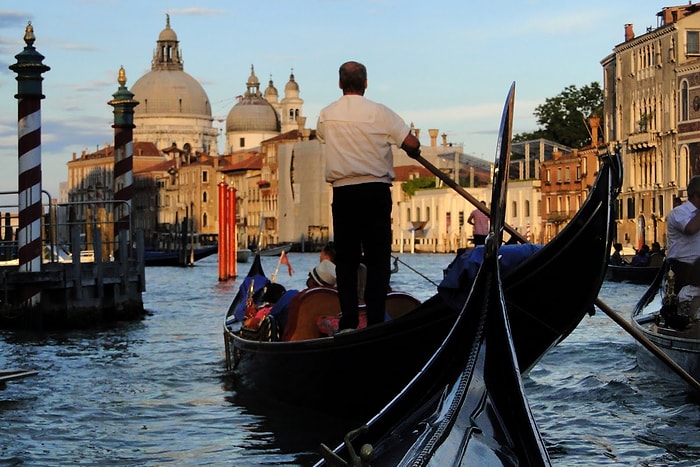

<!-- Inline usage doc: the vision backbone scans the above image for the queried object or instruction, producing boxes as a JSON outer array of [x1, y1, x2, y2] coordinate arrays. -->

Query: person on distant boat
[[316, 60, 420, 332], [648, 241, 665, 267], [610, 242, 627, 266], [467, 201, 490, 246], [667, 175, 700, 292], [631, 244, 651, 266]]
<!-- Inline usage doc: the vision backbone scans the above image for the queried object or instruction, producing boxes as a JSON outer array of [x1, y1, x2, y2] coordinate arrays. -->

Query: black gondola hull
[[224, 151, 620, 419]]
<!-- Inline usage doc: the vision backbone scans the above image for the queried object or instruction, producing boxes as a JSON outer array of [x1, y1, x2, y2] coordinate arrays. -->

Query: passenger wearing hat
[[307, 259, 337, 288]]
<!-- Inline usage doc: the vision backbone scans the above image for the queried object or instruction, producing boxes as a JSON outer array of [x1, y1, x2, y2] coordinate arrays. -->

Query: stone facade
[[602, 3, 700, 250]]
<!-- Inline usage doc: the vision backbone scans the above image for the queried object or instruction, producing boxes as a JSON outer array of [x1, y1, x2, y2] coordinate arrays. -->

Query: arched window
[[202, 212, 208, 228], [681, 80, 689, 121], [202, 191, 207, 203]]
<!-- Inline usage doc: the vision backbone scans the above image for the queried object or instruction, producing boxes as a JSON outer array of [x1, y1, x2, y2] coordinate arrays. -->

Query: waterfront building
[[65, 141, 166, 250], [225, 66, 281, 153], [602, 2, 700, 250], [224, 66, 305, 153], [219, 152, 264, 249], [539, 119, 604, 243]]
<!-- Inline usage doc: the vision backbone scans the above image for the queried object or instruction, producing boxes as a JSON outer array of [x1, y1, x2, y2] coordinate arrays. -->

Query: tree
[[401, 177, 435, 196], [513, 82, 603, 149]]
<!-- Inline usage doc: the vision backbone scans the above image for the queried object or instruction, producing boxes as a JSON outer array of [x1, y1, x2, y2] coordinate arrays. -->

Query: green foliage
[[401, 177, 436, 196], [513, 82, 603, 149]]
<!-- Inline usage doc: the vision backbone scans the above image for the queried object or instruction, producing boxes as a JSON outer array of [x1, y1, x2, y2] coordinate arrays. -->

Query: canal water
[[0, 253, 698, 466]]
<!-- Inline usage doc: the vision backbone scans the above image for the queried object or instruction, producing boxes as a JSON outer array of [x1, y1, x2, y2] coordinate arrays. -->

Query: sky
[[0, 0, 667, 198]]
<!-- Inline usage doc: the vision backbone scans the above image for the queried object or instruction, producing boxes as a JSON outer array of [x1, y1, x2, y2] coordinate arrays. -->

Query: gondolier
[[666, 175, 700, 292], [316, 60, 420, 332]]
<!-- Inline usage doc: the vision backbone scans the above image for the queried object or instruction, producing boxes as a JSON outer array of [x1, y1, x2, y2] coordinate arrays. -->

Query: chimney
[[589, 117, 600, 145], [414, 128, 420, 141], [441, 133, 448, 147], [428, 129, 439, 148], [624, 23, 635, 42]]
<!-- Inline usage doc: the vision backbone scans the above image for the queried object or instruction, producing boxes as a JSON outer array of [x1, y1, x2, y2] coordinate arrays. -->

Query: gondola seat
[[282, 287, 341, 341], [282, 289, 422, 341]]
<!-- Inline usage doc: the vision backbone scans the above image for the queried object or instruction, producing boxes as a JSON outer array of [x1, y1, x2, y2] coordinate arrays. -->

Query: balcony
[[627, 132, 656, 151], [546, 211, 570, 224]]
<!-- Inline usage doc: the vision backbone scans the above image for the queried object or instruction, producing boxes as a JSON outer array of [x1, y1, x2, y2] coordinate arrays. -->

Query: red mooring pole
[[218, 178, 228, 281], [10, 22, 50, 306], [227, 185, 237, 279]]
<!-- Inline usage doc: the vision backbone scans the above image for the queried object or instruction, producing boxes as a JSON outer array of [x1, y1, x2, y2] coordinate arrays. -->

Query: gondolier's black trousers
[[332, 183, 392, 330]]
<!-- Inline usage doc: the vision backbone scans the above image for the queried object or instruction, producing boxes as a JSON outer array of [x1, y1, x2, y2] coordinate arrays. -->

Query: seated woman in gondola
[[631, 244, 651, 266], [610, 242, 627, 266]]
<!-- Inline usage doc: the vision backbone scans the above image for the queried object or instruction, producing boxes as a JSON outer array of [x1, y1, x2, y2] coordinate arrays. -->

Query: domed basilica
[[131, 15, 304, 156]]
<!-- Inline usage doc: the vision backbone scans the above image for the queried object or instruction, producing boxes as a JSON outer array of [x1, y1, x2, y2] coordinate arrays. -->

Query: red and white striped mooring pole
[[10, 22, 50, 305], [108, 66, 139, 245]]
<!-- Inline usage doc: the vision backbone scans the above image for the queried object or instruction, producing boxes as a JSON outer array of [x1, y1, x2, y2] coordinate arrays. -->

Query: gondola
[[607, 263, 661, 284], [0, 369, 38, 390], [143, 244, 218, 267], [223, 102, 621, 423], [631, 266, 700, 385], [258, 242, 293, 257], [318, 81, 550, 466]]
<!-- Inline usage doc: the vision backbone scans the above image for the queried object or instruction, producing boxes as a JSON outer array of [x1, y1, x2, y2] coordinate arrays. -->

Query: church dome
[[226, 95, 280, 132], [226, 66, 280, 132], [264, 78, 278, 100], [132, 70, 212, 116], [158, 23, 177, 42], [285, 72, 299, 92], [131, 14, 212, 118]]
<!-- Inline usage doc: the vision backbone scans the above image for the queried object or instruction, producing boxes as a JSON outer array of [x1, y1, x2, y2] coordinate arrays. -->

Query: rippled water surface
[[0, 253, 698, 465]]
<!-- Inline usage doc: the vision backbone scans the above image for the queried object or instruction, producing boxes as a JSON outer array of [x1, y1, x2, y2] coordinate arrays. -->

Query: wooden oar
[[412, 152, 700, 392], [595, 299, 700, 392]]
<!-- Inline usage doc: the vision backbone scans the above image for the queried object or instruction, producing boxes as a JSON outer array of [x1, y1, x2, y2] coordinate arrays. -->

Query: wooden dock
[[0, 227, 146, 330]]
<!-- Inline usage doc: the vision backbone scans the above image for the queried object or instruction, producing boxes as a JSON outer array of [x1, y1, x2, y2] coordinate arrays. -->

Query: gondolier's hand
[[402, 145, 420, 159], [401, 132, 421, 159]]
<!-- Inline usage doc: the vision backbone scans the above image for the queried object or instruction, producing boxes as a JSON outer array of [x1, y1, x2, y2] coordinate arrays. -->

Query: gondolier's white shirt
[[317, 95, 410, 188], [667, 200, 700, 263]]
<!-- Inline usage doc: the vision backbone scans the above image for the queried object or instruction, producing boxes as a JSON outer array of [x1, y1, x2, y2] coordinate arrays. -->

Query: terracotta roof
[[70, 141, 162, 163], [220, 153, 264, 172], [394, 164, 434, 181], [136, 158, 175, 174], [262, 129, 317, 144]]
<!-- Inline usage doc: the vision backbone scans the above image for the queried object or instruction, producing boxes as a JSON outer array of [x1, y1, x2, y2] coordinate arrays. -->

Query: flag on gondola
[[280, 250, 294, 276], [226, 254, 270, 323]]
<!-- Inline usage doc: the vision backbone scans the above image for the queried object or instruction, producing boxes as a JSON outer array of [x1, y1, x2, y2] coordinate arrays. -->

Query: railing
[[0, 190, 135, 264]]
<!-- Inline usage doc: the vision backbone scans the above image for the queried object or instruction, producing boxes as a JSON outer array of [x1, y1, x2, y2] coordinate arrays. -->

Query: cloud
[[0, 11, 30, 28], [167, 8, 226, 17], [516, 10, 603, 36]]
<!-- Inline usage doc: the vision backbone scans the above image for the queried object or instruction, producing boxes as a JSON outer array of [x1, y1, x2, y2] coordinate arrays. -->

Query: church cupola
[[153, 14, 183, 72]]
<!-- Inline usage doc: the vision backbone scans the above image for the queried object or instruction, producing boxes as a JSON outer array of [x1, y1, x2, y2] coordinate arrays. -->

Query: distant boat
[[145, 232, 218, 267], [237, 248, 252, 263], [258, 242, 292, 256], [631, 267, 700, 387], [144, 244, 218, 267], [607, 264, 662, 284], [0, 369, 38, 390]]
